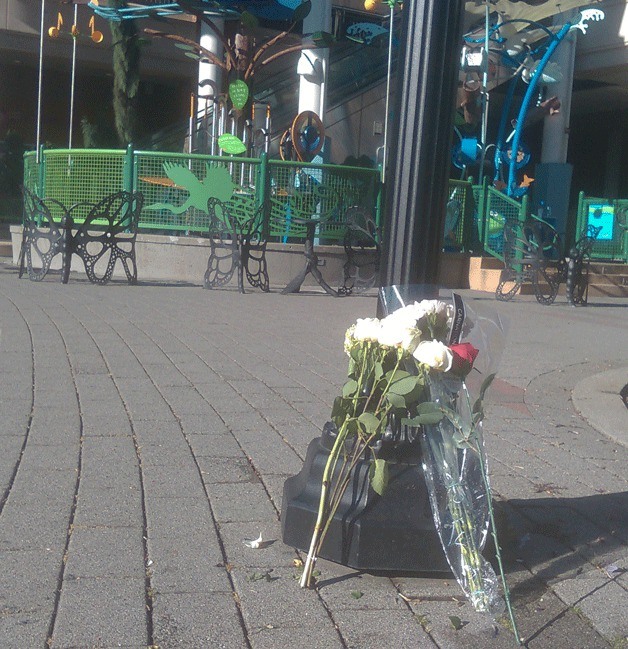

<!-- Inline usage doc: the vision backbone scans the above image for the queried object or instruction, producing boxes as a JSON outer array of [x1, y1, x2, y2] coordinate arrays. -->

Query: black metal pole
[[380, 0, 465, 290]]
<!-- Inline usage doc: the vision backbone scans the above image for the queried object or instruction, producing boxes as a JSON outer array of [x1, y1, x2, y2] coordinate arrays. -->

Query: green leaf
[[350, 590, 364, 599], [449, 615, 465, 631], [349, 345, 363, 363], [358, 412, 380, 435], [331, 396, 349, 421], [311, 31, 335, 47], [473, 372, 496, 414], [417, 402, 442, 416], [229, 79, 249, 111], [218, 134, 246, 155], [385, 392, 406, 410], [385, 370, 418, 396], [403, 402, 445, 426], [453, 429, 475, 450], [292, 0, 312, 22], [402, 413, 443, 426], [369, 458, 389, 496], [342, 379, 358, 398], [239, 10, 258, 28], [436, 403, 463, 429]]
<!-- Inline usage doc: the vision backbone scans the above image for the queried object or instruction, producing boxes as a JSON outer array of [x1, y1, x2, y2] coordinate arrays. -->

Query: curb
[[572, 366, 628, 448]]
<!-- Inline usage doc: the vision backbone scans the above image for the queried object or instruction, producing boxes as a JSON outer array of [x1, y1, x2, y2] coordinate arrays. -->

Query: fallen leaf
[[449, 615, 467, 630], [350, 590, 363, 599]]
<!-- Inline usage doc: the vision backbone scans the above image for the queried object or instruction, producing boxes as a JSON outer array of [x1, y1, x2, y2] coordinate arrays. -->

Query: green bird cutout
[[146, 163, 235, 214]]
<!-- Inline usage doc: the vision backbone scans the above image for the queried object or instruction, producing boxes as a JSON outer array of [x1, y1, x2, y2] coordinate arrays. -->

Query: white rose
[[378, 313, 419, 350], [390, 303, 427, 325], [416, 299, 453, 320], [351, 317, 381, 342], [413, 340, 453, 371]]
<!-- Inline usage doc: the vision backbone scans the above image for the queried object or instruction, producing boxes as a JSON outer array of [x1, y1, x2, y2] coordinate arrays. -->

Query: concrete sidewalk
[[0, 262, 626, 649]]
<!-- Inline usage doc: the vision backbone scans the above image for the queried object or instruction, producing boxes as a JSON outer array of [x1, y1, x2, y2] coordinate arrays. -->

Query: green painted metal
[[481, 185, 527, 261], [124, 144, 134, 194], [258, 152, 269, 240], [444, 179, 474, 251], [575, 192, 628, 262], [19, 149, 379, 245]]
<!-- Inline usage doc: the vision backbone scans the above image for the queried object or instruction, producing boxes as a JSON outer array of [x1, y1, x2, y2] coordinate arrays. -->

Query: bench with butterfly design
[[495, 217, 601, 306], [202, 197, 270, 293], [19, 189, 143, 284]]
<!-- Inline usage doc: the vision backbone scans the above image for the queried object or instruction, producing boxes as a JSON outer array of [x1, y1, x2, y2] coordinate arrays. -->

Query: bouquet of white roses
[[299, 294, 518, 633]]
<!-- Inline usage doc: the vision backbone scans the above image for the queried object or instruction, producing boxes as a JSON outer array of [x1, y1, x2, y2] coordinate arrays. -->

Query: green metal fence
[[31, 148, 585, 260], [267, 159, 380, 243], [474, 182, 528, 261], [444, 179, 475, 251], [575, 192, 628, 262], [24, 148, 382, 240]]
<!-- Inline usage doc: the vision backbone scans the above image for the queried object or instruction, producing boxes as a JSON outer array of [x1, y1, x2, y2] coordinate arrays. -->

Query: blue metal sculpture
[[461, 7, 605, 198]]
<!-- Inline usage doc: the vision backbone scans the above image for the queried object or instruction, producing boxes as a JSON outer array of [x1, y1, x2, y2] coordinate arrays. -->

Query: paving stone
[[208, 481, 279, 524], [0, 499, 70, 552], [230, 565, 337, 632], [187, 431, 245, 458], [51, 576, 148, 648], [0, 548, 61, 611], [64, 526, 146, 580], [219, 520, 296, 569], [73, 484, 144, 528], [331, 606, 436, 648], [0, 610, 52, 649], [152, 591, 248, 648]]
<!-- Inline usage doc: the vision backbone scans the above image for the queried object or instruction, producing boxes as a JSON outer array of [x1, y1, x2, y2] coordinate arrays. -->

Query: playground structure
[[18, 0, 626, 277]]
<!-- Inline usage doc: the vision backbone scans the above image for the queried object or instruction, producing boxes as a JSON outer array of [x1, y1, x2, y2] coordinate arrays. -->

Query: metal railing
[[23, 148, 383, 240], [33, 148, 603, 261], [575, 192, 628, 262], [475, 183, 529, 261]]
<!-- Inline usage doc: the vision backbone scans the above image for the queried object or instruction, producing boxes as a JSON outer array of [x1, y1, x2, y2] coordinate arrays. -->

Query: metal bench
[[203, 198, 269, 293], [495, 218, 601, 305], [338, 206, 380, 296], [19, 189, 143, 284]]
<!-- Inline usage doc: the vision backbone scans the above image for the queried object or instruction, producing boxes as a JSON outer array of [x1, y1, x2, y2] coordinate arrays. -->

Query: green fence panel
[[22, 149, 381, 242], [444, 179, 474, 251], [482, 186, 527, 261], [23, 151, 39, 196], [575, 192, 628, 262], [267, 159, 380, 242], [133, 151, 260, 233]]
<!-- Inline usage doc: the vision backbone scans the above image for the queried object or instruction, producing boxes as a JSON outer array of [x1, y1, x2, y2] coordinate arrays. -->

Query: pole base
[[281, 431, 450, 573]]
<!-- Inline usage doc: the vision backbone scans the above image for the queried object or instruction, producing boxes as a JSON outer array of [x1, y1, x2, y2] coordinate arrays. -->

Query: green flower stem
[[321, 434, 375, 540], [300, 419, 349, 588], [300, 346, 393, 589]]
